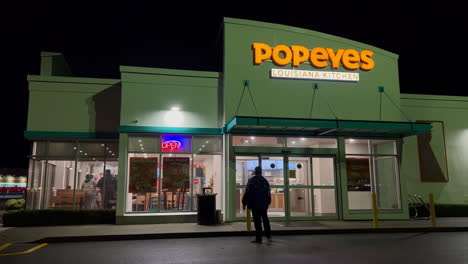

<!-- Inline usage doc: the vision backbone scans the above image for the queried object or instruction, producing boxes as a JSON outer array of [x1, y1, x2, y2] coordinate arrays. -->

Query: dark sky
[[0, 4, 464, 169]]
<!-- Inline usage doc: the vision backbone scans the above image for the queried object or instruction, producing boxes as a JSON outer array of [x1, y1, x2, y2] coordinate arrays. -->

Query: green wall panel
[[120, 66, 220, 129], [401, 94, 468, 205], [27, 76, 121, 133], [223, 18, 403, 124]]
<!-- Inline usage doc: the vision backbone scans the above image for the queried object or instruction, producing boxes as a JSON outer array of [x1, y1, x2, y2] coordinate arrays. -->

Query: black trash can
[[197, 188, 217, 225]]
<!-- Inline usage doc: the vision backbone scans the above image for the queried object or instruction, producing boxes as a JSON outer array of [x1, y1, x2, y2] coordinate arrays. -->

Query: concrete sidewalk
[[1, 217, 468, 244]]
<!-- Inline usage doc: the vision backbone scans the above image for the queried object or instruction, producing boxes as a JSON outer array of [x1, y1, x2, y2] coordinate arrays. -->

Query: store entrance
[[235, 154, 338, 220]]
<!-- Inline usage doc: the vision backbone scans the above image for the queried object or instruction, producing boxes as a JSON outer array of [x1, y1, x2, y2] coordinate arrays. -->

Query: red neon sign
[[161, 140, 182, 152]]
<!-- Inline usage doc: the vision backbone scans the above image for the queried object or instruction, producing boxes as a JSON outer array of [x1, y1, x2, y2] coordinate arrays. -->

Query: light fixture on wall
[[164, 105, 184, 126]]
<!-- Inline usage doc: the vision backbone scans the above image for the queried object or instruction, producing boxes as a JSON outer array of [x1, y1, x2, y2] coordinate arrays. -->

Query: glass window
[[233, 136, 285, 147], [105, 142, 120, 159], [288, 157, 311, 186], [78, 142, 105, 158], [237, 188, 285, 218], [235, 156, 257, 186], [27, 140, 119, 210], [125, 134, 223, 214], [287, 137, 337, 148], [33, 141, 47, 156], [374, 156, 400, 209], [345, 138, 400, 210], [161, 135, 192, 153], [126, 153, 160, 213], [193, 136, 222, 154], [47, 142, 78, 157], [371, 140, 397, 155], [193, 155, 222, 210], [345, 139, 370, 154], [128, 136, 159, 153], [269, 188, 285, 217], [314, 189, 336, 216], [290, 188, 313, 217], [312, 157, 335, 186], [261, 156, 284, 186]]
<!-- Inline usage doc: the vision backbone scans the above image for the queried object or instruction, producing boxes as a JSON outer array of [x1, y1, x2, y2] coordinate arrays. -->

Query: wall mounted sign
[[253, 42, 375, 82], [271, 68, 359, 82], [161, 135, 192, 152]]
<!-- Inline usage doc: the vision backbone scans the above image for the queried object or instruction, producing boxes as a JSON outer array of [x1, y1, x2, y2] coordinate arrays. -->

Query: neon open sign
[[161, 140, 182, 151], [161, 135, 192, 152]]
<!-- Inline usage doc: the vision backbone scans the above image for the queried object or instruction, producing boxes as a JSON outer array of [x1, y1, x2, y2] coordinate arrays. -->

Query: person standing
[[97, 169, 117, 209], [242, 166, 272, 243], [81, 174, 97, 209]]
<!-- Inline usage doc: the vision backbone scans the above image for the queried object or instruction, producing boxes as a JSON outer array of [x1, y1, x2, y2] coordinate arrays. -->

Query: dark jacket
[[242, 175, 271, 210]]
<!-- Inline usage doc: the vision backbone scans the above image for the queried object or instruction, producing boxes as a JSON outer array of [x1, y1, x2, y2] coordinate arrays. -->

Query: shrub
[[4, 199, 25, 211], [2, 209, 115, 227]]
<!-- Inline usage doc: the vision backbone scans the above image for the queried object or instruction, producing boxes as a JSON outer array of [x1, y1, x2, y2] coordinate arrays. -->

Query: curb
[[34, 226, 468, 244]]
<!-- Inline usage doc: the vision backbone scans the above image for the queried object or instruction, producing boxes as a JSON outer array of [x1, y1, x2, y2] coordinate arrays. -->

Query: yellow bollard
[[429, 193, 437, 227], [371, 192, 378, 228], [246, 208, 252, 231]]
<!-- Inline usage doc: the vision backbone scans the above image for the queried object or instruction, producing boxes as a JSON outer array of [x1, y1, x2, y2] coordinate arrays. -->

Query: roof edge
[[223, 17, 398, 59]]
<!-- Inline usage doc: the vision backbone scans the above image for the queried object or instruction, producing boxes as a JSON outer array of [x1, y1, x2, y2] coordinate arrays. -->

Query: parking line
[[0, 243, 48, 257], [0, 243, 12, 252]]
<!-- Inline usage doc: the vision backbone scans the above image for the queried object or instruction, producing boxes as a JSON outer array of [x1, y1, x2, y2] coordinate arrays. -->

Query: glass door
[[288, 156, 338, 219], [234, 154, 338, 220], [260, 156, 285, 218]]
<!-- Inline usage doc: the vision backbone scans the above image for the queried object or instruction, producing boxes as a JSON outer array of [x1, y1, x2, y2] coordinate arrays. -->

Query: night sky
[[0, 4, 464, 169]]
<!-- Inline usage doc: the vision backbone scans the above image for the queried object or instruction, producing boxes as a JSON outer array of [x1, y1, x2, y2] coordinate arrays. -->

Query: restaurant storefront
[[26, 18, 466, 225]]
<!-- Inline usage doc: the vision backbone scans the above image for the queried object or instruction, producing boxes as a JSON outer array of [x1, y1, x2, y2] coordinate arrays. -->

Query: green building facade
[[24, 18, 462, 224]]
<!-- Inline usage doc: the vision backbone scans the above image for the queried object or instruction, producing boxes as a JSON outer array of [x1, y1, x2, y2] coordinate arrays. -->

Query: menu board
[[129, 157, 158, 193], [163, 157, 190, 190]]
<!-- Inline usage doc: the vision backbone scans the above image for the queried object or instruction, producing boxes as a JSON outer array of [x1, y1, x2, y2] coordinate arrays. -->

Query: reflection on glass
[[287, 137, 337, 148], [345, 139, 370, 154], [233, 136, 285, 147], [375, 156, 400, 209], [128, 136, 159, 153]]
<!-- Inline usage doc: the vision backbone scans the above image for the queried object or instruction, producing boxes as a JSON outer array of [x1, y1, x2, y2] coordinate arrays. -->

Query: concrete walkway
[[1, 217, 468, 244]]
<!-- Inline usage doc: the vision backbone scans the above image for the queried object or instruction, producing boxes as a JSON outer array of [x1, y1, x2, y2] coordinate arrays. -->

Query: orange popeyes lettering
[[310, 47, 329, 68], [252, 42, 375, 70], [252, 43, 272, 65], [326, 48, 345, 69], [341, 49, 360, 70], [291, 45, 310, 67], [360, 50, 375, 71], [271, 45, 292, 66]]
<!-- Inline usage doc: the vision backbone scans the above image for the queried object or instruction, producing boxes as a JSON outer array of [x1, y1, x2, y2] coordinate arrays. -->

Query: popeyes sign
[[252, 42, 375, 82]]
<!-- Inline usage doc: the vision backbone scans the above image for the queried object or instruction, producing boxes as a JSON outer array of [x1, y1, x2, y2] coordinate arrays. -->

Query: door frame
[[230, 146, 341, 221]]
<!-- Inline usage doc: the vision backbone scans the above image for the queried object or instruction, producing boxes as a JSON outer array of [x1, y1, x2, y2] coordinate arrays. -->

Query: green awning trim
[[119, 126, 223, 135], [225, 116, 431, 138], [24, 131, 119, 139]]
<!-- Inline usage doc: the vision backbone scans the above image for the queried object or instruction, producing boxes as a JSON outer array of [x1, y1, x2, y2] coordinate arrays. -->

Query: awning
[[225, 116, 431, 138]]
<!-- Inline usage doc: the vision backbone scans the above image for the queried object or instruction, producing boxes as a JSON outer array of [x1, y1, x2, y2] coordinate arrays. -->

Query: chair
[[134, 195, 146, 211]]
